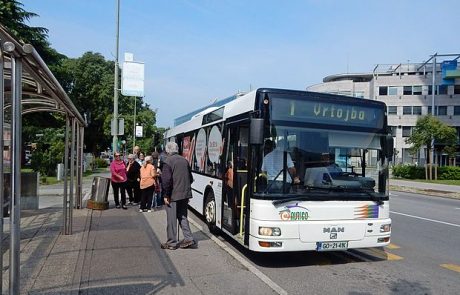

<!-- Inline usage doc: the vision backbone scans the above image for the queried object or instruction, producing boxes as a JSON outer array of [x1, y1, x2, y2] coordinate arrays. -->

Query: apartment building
[[307, 54, 460, 166]]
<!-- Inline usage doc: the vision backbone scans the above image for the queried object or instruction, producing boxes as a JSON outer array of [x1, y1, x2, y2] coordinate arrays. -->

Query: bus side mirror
[[385, 136, 394, 159], [250, 118, 264, 145]]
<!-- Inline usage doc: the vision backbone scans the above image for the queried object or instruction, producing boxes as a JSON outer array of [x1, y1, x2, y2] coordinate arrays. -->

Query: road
[[189, 191, 460, 295]]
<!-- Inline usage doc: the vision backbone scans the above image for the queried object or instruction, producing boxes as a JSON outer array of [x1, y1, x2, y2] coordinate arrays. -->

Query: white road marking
[[389, 192, 399, 196], [455, 208, 460, 210], [390, 211, 460, 228], [188, 217, 288, 295]]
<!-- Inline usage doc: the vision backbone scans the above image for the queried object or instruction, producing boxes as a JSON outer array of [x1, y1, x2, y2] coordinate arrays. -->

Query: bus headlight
[[259, 227, 281, 236], [380, 224, 391, 233]]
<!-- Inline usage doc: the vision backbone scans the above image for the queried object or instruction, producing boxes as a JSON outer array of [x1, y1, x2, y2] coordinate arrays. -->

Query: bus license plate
[[316, 241, 348, 251]]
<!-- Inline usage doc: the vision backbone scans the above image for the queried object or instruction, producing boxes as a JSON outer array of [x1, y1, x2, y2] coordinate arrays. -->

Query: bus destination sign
[[271, 98, 384, 129]]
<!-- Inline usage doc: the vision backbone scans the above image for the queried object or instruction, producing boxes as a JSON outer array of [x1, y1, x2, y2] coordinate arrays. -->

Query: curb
[[390, 185, 460, 200]]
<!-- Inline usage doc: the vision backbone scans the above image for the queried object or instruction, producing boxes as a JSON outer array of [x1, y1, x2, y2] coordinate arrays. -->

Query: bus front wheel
[[204, 191, 218, 233]]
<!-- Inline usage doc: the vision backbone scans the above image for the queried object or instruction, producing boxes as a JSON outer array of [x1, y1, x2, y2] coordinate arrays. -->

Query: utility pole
[[133, 96, 137, 150], [112, 0, 120, 153]]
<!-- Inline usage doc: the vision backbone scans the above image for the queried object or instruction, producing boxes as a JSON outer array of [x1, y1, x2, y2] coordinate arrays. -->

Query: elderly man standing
[[161, 142, 196, 250]]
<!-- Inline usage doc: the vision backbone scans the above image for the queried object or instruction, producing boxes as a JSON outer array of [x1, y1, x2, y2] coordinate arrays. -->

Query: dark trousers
[[111, 181, 126, 206], [126, 181, 141, 203], [140, 185, 154, 210], [165, 199, 194, 247]]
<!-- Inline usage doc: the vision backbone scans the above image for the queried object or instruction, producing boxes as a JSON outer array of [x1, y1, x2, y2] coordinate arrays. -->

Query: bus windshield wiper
[[306, 186, 385, 205], [264, 168, 285, 193], [361, 191, 385, 205], [272, 196, 313, 206]]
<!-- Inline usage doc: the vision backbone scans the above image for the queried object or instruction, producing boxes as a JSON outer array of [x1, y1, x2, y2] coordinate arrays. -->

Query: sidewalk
[[2, 173, 277, 295], [390, 178, 460, 199]]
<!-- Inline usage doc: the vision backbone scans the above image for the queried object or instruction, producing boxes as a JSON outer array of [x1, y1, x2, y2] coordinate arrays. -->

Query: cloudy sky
[[23, 0, 460, 127]]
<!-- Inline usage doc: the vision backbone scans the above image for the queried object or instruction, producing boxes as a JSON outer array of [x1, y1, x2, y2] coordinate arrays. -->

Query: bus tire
[[204, 191, 218, 233]]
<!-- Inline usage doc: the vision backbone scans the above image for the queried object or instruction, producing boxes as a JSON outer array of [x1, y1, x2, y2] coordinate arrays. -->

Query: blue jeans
[[151, 192, 163, 207]]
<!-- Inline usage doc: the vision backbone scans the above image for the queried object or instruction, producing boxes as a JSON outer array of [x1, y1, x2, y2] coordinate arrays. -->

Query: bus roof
[[174, 91, 248, 126], [166, 88, 387, 138]]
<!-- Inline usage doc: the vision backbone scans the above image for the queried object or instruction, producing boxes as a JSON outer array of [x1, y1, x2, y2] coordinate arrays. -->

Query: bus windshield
[[256, 125, 388, 200]]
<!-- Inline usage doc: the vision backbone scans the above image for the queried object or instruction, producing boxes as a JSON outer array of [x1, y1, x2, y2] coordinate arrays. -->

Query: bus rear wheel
[[204, 191, 218, 233]]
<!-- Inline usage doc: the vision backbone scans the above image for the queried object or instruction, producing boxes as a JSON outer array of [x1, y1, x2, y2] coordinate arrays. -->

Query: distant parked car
[[25, 150, 32, 165], [100, 152, 112, 165]]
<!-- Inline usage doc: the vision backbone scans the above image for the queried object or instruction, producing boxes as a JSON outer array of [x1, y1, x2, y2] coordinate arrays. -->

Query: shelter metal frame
[[0, 24, 86, 294]]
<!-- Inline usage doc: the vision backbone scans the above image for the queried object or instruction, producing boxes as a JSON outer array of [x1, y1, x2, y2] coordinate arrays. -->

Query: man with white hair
[[161, 142, 196, 250]]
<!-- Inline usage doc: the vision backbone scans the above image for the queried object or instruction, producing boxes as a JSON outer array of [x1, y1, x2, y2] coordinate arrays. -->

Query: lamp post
[[112, 0, 120, 153]]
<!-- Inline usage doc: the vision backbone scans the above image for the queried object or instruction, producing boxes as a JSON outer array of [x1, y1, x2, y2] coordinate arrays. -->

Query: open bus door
[[222, 124, 249, 237]]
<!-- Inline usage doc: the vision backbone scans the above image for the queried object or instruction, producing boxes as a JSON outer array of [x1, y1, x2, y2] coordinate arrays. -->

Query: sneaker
[[128, 202, 133, 206], [122, 205, 128, 210], [143, 209, 148, 212], [179, 240, 196, 249], [160, 243, 176, 250], [139, 209, 143, 213], [115, 205, 121, 209], [147, 209, 152, 213], [133, 202, 139, 206]]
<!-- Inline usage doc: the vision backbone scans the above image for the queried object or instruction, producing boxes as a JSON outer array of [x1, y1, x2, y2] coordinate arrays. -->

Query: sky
[[22, 0, 460, 128]]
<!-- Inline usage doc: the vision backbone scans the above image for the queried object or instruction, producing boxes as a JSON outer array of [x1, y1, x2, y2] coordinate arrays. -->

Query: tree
[[30, 128, 65, 177], [0, 0, 65, 64], [55, 52, 115, 153], [406, 115, 458, 179]]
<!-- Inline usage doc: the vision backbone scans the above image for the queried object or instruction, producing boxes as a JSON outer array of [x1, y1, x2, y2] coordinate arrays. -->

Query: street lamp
[[112, 0, 120, 153]]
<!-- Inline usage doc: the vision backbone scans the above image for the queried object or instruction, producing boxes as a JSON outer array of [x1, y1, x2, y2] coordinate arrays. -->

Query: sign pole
[[133, 96, 136, 151]]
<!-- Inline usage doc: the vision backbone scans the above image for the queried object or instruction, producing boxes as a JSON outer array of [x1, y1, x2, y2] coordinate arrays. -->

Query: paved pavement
[[2, 173, 460, 294], [390, 178, 460, 199], [2, 172, 277, 295]]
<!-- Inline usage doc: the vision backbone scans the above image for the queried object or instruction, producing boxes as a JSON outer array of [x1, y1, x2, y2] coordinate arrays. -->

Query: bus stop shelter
[[0, 24, 86, 293]]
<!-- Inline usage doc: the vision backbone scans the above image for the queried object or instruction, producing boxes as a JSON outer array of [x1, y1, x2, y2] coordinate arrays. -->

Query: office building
[[307, 54, 460, 166]]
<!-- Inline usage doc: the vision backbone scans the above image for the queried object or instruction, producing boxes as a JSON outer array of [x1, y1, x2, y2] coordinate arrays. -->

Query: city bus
[[164, 88, 393, 252]]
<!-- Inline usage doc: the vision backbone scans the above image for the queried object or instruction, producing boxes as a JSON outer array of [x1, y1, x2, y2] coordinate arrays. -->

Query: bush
[[438, 166, 460, 180], [392, 164, 425, 179], [94, 158, 109, 168], [392, 164, 460, 180]]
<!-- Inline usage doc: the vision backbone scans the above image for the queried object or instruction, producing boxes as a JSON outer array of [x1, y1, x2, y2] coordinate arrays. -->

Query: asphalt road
[[189, 191, 460, 295]]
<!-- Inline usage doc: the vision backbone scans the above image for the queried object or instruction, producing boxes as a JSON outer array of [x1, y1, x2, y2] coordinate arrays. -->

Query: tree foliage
[[406, 115, 457, 156], [406, 115, 458, 179], [0, 0, 65, 64], [1, 1, 161, 166], [30, 128, 65, 176]]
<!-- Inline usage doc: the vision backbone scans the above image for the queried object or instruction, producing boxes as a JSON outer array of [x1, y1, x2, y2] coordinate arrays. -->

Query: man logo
[[323, 227, 345, 233]]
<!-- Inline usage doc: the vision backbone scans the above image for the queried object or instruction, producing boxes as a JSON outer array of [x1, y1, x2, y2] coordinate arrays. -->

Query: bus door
[[222, 124, 249, 235]]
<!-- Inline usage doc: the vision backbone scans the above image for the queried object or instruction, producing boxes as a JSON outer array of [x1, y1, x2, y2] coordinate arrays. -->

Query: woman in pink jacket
[[110, 152, 128, 209]]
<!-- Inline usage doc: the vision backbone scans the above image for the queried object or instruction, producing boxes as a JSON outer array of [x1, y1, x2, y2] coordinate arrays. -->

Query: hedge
[[392, 164, 460, 180]]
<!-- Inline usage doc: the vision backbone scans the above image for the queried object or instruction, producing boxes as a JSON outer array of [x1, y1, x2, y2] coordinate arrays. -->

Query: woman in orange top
[[139, 155, 157, 212]]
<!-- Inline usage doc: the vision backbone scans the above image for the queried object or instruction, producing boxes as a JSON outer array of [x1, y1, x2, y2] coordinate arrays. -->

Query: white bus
[[165, 88, 393, 252]]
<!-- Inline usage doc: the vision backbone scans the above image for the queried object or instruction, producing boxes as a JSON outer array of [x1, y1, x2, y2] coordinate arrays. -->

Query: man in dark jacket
[[161, 142, 196, 250], [126, 154, 141, 205]]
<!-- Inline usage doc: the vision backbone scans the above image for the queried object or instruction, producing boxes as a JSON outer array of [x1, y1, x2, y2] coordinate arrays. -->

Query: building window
[[403, 86, 412, 95], [454, 106, 460, 115], [379, 86, 388, 96], [412, 86, 422, 95], [387, 106, 397, 115], [455, 85, 460, 95], [438, 106, 447, 115], [438, 85, 448, 95], [403, 106, 412, 115], [402, 126, 412, 137], [413, 106, 422, 115], [353, 91, 364, 98], [388, 87, 398, 95], [428, 86, 438, 95], [389, 126, 397, 137], [428, 106, 436, 115]]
